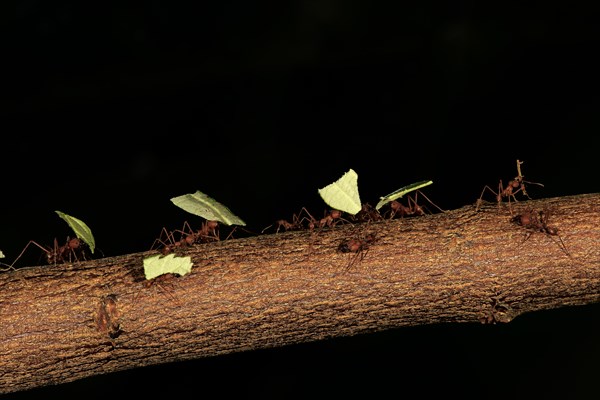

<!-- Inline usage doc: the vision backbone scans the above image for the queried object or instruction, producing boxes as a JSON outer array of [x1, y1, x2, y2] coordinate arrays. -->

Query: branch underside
[[1, 193, 599, 393]]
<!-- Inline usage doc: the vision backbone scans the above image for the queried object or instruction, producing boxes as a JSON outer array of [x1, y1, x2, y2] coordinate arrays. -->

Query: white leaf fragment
[[318, 169, 362, 215], [55, 211, 96, 253], [143, 253, 193, 280], [170, 190, 246, 226]]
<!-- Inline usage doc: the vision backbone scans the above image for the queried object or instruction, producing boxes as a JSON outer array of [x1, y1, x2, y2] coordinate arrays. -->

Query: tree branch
[[1, 193, 599, 394]]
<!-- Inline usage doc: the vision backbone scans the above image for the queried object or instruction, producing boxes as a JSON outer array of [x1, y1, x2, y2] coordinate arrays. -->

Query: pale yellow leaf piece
[[170, 190, 246, 226], [318, 169, 362, 215], [143, 253, 193, 280]]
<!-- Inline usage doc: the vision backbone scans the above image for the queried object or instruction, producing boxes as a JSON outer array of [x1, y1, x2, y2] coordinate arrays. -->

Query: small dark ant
[[476, 159, 544, 213], [511, 207, 570, 256], [9, 236, 88, 268], [337, 232, 377, 271]]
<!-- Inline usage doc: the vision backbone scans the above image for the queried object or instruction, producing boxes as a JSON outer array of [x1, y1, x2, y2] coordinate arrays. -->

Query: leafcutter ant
[[337, 232, 377, 271], [511, 207, 570, 257], [318, 209, 350, 229], [382, 190, 445, 219], [476, 159, 544, 213], [261, 207, 313, 234], [151, 220, 220, 254], [9, 236, 88, 268]]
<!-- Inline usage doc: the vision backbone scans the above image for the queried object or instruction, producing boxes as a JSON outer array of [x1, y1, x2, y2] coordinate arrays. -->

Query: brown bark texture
[[1, 193, 599, 394]]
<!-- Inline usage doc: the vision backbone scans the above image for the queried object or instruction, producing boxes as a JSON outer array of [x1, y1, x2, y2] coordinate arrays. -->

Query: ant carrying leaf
[[9, 211, 96, 268], [55, 211, 96, 254]]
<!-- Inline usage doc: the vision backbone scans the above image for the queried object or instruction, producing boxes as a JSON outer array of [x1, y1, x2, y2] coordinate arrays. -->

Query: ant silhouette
[[511, 207, 570, 257], [9, 236, 89, 268], [476, 159, 544, 213]]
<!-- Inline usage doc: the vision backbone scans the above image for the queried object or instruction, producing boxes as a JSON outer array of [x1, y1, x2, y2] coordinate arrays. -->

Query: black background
[[2, 2, 600, 399]]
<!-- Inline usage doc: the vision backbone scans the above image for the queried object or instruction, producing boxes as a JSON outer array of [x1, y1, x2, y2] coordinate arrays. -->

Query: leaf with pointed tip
[[318, 169, 362, 215], [170, 190, 246, 226], [143, 253, 193, 280], [55, 211, 96, 253], [375, 180, 433, 210]]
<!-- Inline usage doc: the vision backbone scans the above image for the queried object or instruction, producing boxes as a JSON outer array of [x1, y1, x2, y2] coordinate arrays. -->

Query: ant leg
[[150, 227, 176, 251], [476, 185, 500, 211], [414, 190, 446, 213], [9, 240, 51, 269], [297, 207, 318, 231]]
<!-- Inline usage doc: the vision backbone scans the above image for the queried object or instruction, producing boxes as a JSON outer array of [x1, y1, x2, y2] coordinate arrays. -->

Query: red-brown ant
[[383, 190, 445, 219], [337, 232, 377, 271], [511, 207, 570, 256], [263, 207, 351, 234], [317, 209, 349, 229], [261, 208, 311, 234], [476, 159, 544, 213], [9, 236, 88, 268], [151, 220, 220, 254]]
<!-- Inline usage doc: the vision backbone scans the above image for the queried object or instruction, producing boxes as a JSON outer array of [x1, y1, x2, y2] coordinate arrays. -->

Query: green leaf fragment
[[143, 253, 193, 280], [318, 169, 362, 215], [0, 250, 4, 259], [375, 180, 433, 210], [55, 211, 96, 254], [170, 190, 246, 226]]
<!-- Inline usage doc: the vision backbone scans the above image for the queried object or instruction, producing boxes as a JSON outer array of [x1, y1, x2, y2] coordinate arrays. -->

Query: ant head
[[68, 237, 81, 249], [330, 210, 342, 219], [206, 220, 219, 230]]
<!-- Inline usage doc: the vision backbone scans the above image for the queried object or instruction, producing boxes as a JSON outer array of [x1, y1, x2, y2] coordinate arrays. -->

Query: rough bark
[[1, 193, 599, 394]]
